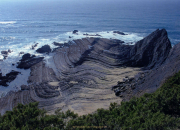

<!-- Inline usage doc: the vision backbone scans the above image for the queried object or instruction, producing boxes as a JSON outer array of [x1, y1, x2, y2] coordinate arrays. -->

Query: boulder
[[36, 45, 51, 53]]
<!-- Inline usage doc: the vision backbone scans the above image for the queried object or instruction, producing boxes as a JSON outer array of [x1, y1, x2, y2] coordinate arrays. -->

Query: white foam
[[0, 21, 16, 24], [63, 31, 143, 45], [0, 55, 3, 60]]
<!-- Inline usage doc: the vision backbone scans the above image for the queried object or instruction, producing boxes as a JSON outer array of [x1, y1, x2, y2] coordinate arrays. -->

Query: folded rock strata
[[0, 29, 174, 115]]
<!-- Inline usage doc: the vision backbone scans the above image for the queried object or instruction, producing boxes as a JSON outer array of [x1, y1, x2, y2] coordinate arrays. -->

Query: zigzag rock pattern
[[0, 29, 172, 115]]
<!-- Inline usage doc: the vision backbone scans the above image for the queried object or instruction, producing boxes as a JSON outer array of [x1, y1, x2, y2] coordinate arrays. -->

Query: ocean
[[0, 0, 180, 96]]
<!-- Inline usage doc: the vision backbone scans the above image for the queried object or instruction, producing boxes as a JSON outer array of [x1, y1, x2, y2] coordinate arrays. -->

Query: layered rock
[[129, 29, 172, 69], [0, 29, 174, 115], [120, 42, 180, 101]]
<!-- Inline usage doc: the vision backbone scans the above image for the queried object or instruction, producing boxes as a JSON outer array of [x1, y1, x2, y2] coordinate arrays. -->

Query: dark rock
[[95, 34, 101, 36], [1, 51, 8, 55], [21, 85, 30, 90], [19, 52, 24, 55], [52, 42, 63, 47], [21, 53, 31, 60], [83, 33, 89, 36], [82, 33, 101, 37], [31, 43, 39, 50], [69, 36, 72, 38], [36, 45, 51, 53], [17, 53, 44, 69], [73, 30, 78, 34], [8, 49, 12, 53], [113, 31, 126, 35], [129, 29, 172, 69], [124, 41, 180, 100], [0, 70, 20, 86], [1, 51, 9, 59]]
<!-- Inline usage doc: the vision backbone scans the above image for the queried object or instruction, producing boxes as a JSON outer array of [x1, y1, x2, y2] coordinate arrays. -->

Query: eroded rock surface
[[0, 29, 174, 116], [129, 29, 171, 69]]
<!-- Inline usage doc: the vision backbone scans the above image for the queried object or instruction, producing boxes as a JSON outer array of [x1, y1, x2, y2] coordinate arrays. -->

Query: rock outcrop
[[129, 29, 172, 69], [1, 49, 12, 59], [17, 53, 44, 69], [36, 45, 51, 53], [0, 29, 175, 116], [73, 30, 78, 34], [0, 71, 20, 86], [113, 31, 126, 35]]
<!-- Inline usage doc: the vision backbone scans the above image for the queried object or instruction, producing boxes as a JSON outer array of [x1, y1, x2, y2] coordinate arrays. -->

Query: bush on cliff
[[1, 71, 180, 129], [0, 102, 65, 130]]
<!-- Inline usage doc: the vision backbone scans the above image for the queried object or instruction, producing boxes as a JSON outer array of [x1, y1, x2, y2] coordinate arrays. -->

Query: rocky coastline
[[0, 29, 179, 115]]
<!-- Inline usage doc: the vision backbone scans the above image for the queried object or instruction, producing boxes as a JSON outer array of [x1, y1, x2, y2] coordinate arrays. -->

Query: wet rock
[[1, 51, 8, 55], [113, 31, 126, 35], [83, 33, 89, 36], [73, 30, 78, 34], [0, 70, 20, 87], [19, 52, 24, 55], [8, 49, 12, 53], [17, 53, 44, 69], [31, 43, 39, 50], [52, 42, 63, 47], [1, 51, 9, 59], [36, 45, 51, 53]]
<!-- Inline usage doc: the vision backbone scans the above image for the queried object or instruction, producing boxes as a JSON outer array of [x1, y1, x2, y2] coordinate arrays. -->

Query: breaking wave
[[0, 21, 16, 24]]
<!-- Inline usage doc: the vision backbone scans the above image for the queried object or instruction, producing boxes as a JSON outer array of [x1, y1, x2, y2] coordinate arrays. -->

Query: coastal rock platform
[[0, 29, 175, 115]]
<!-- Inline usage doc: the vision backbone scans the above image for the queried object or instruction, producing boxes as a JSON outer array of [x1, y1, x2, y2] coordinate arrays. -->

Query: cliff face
[[0, 29, 175, 115], [123, 42, 180, 100], [129, 29, 172, 69]]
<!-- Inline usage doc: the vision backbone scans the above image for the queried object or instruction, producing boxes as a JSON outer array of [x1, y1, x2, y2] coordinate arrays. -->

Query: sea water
[[0, 0, 180, 96]]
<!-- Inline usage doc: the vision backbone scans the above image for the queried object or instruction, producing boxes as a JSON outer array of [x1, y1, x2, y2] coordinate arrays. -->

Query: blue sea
[[0, 0, 180, 96]]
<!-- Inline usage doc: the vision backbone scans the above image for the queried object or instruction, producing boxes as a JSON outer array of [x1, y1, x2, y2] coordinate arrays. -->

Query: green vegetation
[[1, 71, 180, 129]]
